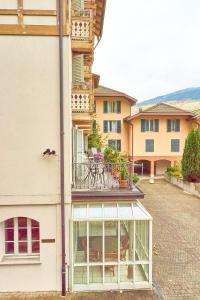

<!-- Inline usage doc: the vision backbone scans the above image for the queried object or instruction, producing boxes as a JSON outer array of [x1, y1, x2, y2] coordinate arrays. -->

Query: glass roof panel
[[72, 202, 151, 220], [104, 204, 117, 218], [118, 204, 132, 218], [132, 203, 148, 219], [88, 204, 102, 218], [73, 204, 87, 219]]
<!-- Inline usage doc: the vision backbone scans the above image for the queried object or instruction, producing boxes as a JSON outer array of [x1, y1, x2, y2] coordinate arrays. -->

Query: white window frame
[[3, 217, 40, 257], [107, 101, 120, 113], [108, 121, 118, 133], [144, 120, 157, 132]]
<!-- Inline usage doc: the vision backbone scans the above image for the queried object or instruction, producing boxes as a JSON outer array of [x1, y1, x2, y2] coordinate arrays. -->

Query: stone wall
[[165, 175, 200, 198]]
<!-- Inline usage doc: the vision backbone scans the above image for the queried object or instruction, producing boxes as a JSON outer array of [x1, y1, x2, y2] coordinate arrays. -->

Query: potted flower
[[104, 147, 121, 177], [119, 165, 128, 188]]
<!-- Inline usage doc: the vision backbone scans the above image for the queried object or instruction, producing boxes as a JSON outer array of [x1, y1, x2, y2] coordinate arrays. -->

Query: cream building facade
[[0, 0, 71, 294], [0, 0, 106, 295], [0, 1, 153, 294]]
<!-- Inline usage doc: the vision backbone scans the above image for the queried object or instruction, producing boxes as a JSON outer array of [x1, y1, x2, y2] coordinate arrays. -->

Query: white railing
[[72, 92, 90, 112], [72, 19, 90, 41]]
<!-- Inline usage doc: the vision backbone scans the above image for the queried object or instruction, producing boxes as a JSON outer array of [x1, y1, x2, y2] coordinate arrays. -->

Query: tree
[[88, 122, 104, 151], [182, 128, 200, 182]]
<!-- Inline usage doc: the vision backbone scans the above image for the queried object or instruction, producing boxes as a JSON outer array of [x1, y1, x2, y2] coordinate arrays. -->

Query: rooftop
[[125, 102, 194, 121], [95, 85, 137, 104]]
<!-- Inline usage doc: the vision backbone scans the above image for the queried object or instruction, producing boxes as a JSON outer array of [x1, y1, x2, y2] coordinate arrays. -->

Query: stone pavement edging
[[165, 175, 200, 198]]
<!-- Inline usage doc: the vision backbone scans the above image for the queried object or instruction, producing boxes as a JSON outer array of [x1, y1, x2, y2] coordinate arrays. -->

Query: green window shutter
[[155, 119, 159, 132], [150, 120, 154, 131], [117, 140, 121, 151], [72, 54, 84, 82], [93, 120, 96, 129], [171, 139, 180, 152], [117, 121, 121, 133], [117, 101, 121, 113], [71, 0, 84, 11], [146, 120, 149, 131], [175, 119, 180, 132], [167, 120, 171, 132], [146, 139, 154, 152], [104, 121, 108, 133], [141, 119, 145, 132], [108, 139, 114, 149], [103, 101, 108, 113]]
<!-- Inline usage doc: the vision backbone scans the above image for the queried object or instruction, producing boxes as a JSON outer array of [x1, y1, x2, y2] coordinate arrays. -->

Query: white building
[[0, 0, 152, 295]]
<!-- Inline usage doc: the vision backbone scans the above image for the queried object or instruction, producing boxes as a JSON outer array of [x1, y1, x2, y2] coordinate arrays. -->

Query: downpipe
[[58, 0, 66, 296]]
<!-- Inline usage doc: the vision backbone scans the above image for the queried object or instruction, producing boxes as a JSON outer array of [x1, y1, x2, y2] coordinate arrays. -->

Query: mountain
[[135, 87, 200, 112]]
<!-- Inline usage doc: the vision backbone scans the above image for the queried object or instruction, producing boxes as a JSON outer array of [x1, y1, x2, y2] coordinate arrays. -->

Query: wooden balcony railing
[[71, 10, 94, 51], [72, 81, 93, 113]]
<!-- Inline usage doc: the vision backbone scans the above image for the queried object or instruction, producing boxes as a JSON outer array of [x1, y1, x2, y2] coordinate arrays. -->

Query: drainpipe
[[131, 123, 134, 161], [58, 0, 66, 296]]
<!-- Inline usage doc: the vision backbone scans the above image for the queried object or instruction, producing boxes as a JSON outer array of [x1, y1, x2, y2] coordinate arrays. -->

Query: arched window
[[4, 217, 40, 255]]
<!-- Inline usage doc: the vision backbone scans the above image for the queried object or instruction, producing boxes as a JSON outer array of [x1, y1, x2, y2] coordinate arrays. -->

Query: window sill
[[0, 255, 41, 266]]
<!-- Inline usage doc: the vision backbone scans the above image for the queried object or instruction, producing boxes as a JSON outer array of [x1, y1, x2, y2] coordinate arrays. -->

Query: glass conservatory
[[71, 202, 152, 291]]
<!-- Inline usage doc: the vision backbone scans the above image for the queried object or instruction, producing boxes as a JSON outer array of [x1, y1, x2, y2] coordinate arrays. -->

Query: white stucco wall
[[0, 36, 71, 205], [0, 35, 72, 292], [0, 204, 71, 292]]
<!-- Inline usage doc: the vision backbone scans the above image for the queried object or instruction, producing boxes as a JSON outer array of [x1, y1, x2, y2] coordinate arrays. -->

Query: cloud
[[93, 0, 200, 101]]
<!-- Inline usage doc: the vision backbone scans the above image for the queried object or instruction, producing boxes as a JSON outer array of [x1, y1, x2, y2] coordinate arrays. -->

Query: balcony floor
[[72, 185, 144, 202]]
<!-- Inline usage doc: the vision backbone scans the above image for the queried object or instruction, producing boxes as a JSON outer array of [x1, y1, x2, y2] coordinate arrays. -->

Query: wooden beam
[[0, 24, 68, 36], [18, 0, 23, 25], [0, 9, 57, 16]]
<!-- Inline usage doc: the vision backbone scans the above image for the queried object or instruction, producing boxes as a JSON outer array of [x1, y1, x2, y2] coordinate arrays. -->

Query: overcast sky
[[93, 0, 200, 102]]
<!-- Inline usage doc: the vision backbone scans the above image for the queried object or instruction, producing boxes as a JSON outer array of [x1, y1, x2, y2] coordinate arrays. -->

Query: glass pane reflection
[[104, 204, 117, 218]]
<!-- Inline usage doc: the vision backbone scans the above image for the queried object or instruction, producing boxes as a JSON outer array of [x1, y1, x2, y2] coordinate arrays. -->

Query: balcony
[[72, 81, 93, 113], [71, 10, 94, 52], [72, 161, 144, 201]]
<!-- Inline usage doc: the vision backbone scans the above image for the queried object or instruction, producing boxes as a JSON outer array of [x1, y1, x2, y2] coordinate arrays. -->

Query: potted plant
[[119, 164, 128, 188], [104, 147, 121, 177]]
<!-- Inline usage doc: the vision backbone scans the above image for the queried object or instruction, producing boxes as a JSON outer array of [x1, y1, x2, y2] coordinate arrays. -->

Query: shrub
[[182, 128, 200, 182], [132, 174, 139, 184], [165, 164, 182, 178]]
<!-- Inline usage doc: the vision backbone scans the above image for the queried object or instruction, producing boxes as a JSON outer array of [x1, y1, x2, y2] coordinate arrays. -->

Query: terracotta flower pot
[[119, 179, 128, 188]]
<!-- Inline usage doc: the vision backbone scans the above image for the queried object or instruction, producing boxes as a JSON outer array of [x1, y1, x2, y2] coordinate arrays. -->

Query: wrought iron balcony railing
[[72, 162, 134, 190]]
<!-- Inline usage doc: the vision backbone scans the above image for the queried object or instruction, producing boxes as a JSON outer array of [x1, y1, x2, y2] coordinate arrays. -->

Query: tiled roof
[[125, 102, 194, 121], [193, 109, 200, 116], [142, 102, 191, 114], [191, 109, 200, 119], [95, 85, 137, 104]]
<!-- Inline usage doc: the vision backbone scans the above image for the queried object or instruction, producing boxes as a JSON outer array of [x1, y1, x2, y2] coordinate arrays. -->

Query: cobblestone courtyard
[[1, 179, 200, 300], [139, 179, 200, 300]]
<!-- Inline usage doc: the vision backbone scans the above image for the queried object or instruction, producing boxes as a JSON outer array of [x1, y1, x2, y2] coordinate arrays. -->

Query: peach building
[[125, 103, 198, 176], [94, 86, 137, 153], [95, 87, 199, 177]]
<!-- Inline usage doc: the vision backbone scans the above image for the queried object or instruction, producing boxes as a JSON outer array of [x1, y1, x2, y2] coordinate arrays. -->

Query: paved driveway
[[139, 179, 200, 300]]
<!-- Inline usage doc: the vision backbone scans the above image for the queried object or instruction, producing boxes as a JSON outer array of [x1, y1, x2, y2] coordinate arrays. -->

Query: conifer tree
[[182, 128, 200, 182]]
